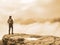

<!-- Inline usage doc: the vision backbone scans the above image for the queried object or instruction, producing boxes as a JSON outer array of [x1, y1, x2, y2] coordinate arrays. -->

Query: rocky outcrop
[[2, 33, 60, 45]]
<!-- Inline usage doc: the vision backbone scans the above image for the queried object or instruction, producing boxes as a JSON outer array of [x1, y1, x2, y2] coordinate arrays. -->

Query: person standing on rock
[[7, 16, 14, 35]]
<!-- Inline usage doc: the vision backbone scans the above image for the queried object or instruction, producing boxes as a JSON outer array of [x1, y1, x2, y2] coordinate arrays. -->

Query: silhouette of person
[[7, 16, 13, 34]]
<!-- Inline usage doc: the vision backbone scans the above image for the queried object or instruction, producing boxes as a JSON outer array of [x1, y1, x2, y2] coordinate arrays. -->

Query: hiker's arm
[[12, 19, 13, 24]]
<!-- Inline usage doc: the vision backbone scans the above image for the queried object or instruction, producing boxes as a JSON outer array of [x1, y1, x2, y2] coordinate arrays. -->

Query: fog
[[0, 0, 60, 39], [0, 22, 60, 40]]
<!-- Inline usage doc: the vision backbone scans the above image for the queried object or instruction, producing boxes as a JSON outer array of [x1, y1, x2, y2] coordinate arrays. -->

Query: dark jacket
[[8, 19, 13, 24]]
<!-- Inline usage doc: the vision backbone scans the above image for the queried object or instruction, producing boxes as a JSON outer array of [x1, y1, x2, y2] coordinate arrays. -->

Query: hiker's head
[[9, 16, 12, 19]]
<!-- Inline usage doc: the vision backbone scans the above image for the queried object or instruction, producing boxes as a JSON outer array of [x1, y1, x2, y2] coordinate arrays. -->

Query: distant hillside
[[15, 18, 60, 25]]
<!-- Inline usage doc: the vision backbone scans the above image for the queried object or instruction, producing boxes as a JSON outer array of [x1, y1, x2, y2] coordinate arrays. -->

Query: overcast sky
[[0, 0, 60, 39], [0, 0, 60, 23]]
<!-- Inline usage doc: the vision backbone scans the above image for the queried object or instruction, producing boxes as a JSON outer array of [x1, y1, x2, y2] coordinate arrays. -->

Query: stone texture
[[2, 33, 60, 45]]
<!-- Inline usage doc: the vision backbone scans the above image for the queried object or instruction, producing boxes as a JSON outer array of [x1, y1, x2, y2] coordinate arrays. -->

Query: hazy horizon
[[0, 0, 60, 40]]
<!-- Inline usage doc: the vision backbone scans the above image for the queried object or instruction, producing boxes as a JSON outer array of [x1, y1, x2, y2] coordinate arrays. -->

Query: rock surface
[[2, 33, 60, 45]]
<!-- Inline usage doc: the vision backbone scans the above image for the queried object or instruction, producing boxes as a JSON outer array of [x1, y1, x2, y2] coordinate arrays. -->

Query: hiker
[[7, 16, 13, 34]]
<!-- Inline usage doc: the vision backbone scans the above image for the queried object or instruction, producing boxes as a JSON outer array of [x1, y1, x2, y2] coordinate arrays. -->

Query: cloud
[[0, 0, 60, 39], [0, 0, 60, 24]]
